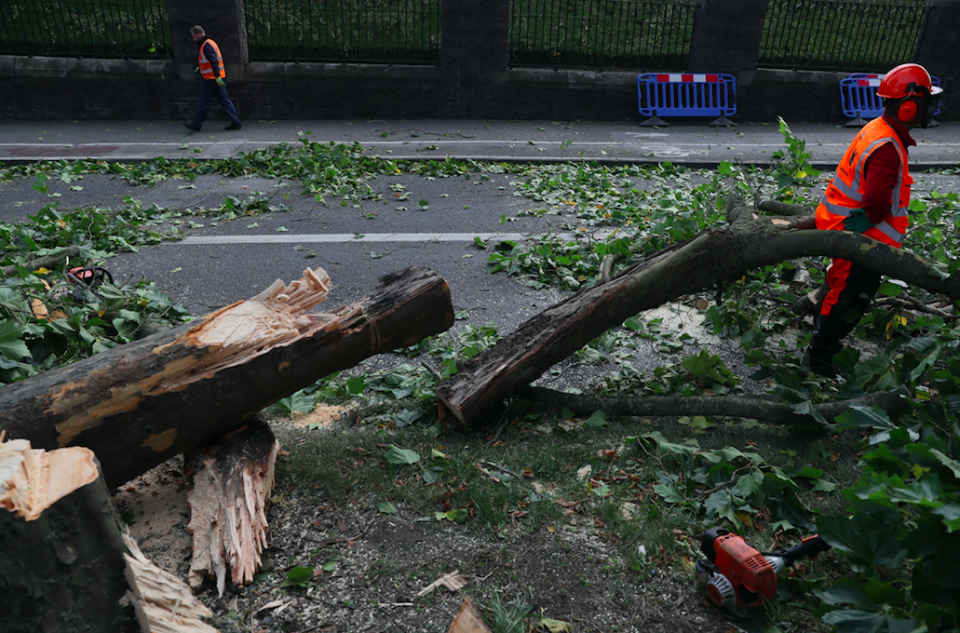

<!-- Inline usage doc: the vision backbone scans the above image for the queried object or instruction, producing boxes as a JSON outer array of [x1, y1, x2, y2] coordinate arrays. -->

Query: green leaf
[[0, 321, 30, 360], [280, 566, 314, 587], [790, 400, 828, 426], [861, 444, 910, 477], [279, 389, 314, 415], [678, 415, 715, 431], [704, 492, 744, 529], [736, 472, 762, 498], [644, 431, 698, 456], [583, 410, 608, 429], [0, 337, 30, 361], [821, 610, 918, 633], [385, 445, 420, 465], [886, 474, 943, 506], [713, 446, 744, 463], [818, 512, 907, 574], [435, 509, 468, 523], [834, 405, 897, 432], [876, 282, 903, 297], [321, 561, 337, 572], [927, 448, 960, 481], [393, 409, 423, 427], [652, 482, 685, 504], [813, 579, 881, 610], [346, 376, 365, 394], [375, 502, 398, 514], [903, 444, 960, 481]]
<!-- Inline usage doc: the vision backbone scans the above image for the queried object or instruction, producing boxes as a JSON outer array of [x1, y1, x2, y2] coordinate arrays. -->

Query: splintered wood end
[[0, 438, 99, 521]]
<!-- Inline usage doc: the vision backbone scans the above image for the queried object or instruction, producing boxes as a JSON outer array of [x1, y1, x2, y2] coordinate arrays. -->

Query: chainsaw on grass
[[695, 526, 831, 616]]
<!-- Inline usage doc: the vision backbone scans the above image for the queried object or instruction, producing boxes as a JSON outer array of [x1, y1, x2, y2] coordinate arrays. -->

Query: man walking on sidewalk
[[807, 63, 941, 377], [184, 25, 242, 132]]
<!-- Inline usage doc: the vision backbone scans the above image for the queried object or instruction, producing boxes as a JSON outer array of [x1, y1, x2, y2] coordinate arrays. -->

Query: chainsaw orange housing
[[709, 532, 777, 606]]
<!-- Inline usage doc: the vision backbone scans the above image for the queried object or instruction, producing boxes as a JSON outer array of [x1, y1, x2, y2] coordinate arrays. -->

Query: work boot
[[806, 340, 844, 379]]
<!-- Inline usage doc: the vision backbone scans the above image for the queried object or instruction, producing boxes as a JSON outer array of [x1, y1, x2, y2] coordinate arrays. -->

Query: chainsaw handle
[[782, 534, 830, 567]]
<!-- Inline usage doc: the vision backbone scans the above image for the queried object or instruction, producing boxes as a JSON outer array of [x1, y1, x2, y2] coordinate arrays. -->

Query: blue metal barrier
[[840, 73, 941, 127], [637, 73, 737, 127]]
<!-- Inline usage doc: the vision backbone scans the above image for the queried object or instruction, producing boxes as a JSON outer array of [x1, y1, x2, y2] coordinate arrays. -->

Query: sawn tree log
[[436, 196, 960, 427], [0, 266, 454, 488]]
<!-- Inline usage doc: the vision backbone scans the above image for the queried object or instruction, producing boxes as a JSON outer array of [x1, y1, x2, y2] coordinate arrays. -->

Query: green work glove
[[216, 77, 226, 87], [194, 67, 200, 79], [842, 208, 873, 233]]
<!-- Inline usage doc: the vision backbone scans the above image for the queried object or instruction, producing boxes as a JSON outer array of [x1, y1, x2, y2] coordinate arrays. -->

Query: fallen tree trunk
[[186, 414, 279, 596], [0, 438, 215, 633], [0, 266, 454, 488], [524, 386, 908, 426], [437, 196, 960, 427]]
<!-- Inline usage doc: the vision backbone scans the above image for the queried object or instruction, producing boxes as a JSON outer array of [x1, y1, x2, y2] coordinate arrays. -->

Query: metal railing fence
[[509, 0, 696, 70], [0, 0, 171, 59], [244, 0, 441, 64], [759, 0, 930, 72]]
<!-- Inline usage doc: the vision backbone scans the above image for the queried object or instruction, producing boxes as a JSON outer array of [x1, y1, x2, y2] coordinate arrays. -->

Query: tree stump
[[0, 438, 215, 633]]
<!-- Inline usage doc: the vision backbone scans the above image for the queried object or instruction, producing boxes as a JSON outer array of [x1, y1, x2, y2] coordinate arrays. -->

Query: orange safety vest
[[815, 117, 912, 247], [198, 39, 225, 80]]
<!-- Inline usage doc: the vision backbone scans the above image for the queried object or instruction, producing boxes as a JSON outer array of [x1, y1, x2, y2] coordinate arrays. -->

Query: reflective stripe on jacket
[[198, 39, 225, 80], [815, 117, 912, 247]]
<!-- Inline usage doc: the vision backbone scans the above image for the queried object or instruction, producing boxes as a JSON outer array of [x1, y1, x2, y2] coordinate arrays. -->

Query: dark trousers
[[191, 80, 241, 128], [811, 258, 881, 352]]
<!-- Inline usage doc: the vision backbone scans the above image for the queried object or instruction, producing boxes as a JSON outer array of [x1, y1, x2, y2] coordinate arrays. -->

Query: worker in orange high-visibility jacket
[[183, 25, 242, 132], [808, 63, 942, 377]]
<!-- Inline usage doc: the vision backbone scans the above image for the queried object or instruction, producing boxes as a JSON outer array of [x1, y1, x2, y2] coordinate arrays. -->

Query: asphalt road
[[2, 118, 960, 352]]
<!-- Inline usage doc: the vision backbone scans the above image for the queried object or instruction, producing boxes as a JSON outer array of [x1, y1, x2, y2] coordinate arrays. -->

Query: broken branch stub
[[436, 195, 960, 428], [187, 415, 280, 596], [0, 266, 454, 487]]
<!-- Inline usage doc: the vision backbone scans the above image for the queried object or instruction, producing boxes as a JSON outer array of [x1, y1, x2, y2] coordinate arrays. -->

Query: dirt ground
[[113, 407, 767, 633]]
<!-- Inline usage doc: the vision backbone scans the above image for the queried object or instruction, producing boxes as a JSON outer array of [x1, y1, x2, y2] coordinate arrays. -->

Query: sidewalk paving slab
[[2, 119, 960, 167]]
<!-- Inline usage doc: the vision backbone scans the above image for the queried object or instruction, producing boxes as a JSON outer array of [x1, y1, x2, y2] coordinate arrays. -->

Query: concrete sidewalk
[[2, 119, 960, 168]]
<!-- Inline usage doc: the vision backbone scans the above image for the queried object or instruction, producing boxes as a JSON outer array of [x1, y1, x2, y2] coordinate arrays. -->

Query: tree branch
[[523, 386, 907, 427], [437, 193, 960, 427]]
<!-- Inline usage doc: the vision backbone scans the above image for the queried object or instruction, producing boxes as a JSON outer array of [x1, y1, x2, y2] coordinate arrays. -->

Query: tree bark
[[436, 196, 960, 427], [524, 386, 907, 427], [0, 266, 454, 488], [186, 414, 279, 596]]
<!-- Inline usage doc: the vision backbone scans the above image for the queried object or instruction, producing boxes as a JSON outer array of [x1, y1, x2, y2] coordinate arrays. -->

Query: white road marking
[[639, 143, 692, 158], [180, 232, 570, 245]]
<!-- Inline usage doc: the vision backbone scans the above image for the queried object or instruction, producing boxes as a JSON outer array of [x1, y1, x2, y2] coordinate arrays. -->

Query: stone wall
[[1, 0, 957, 123]]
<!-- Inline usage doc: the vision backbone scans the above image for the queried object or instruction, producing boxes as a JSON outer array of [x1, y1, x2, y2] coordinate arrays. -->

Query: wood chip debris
[[416, 570, 467, 597]]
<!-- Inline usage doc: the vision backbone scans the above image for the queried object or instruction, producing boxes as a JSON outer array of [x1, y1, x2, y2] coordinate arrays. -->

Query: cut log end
[[0, 438, 99, 521]]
